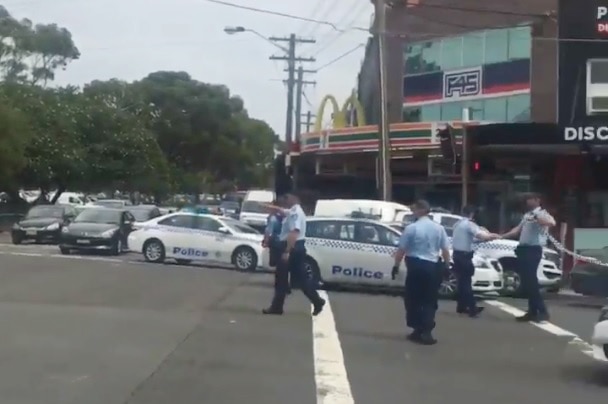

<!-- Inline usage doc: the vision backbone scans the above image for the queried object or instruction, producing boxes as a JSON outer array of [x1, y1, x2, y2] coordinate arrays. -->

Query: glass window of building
[[462, 32, 484, 68], [421, 104, 441, 121], [462, 100, 484, 120], [508, 25, 531, 60], [404, 44, 423, 74], [420, 41, 441, 73], [506, 94, 530, 121], [483, 97, 507, 122], [440, 101, 464, 121], [440, 37, 463, 71], [403, 107, 421, 122], [484, 29, 508, 64]]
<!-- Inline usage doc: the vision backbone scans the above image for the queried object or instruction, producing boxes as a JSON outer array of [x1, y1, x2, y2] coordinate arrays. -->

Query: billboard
[[558, 0, 608, 126]]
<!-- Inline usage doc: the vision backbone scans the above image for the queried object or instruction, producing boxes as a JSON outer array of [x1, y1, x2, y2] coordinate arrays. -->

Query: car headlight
[[599, 307, 608, 322], [61, 227, 69, 233], [46, 223, 60, 230], [100, 228, 117, 238], [472, 255, 490, 269]]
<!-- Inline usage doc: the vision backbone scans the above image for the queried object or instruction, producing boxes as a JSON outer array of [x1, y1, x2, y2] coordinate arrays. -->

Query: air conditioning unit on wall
[[586, 59, 608, 114]]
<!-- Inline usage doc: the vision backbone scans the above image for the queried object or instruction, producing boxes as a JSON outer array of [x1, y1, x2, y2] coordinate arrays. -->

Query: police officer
[[452, 205, 500, 317], [392, 200, 450, 345], [263, 197, 285, 269], [263, 193, 326, 316], [263, 196, 291, 294], [500, 192, 556, 322]]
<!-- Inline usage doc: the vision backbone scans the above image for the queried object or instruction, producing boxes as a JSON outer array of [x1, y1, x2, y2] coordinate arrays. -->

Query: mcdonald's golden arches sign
[[314, 92, 366, 131]]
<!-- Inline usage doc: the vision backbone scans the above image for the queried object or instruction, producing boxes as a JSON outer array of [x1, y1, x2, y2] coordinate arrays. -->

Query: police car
[[304, 217, 502, 297], [591, 306, 608, 362], [127, 212, 266, 271], [398, 212, 563, 296]]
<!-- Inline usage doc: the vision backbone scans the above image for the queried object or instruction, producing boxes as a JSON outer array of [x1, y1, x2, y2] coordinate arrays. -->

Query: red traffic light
[[473, 161, 480, 171]]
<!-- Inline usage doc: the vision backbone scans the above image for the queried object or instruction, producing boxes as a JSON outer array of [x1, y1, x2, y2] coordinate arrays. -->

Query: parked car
[[128, 205, 162, 223], [59, 207, 135, 255], [89, 199, 132, 209], [11, 204, 78, 244], [591, 306, 608, 362], [570, 257, 608, 297], [127, 212, 266, 271]]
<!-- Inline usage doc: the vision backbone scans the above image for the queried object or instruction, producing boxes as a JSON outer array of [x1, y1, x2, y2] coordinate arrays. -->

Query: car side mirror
[[218, 226, 230, 234]]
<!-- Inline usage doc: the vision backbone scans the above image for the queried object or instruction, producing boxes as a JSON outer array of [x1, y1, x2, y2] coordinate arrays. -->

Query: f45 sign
[[443, 68, 482, 99]]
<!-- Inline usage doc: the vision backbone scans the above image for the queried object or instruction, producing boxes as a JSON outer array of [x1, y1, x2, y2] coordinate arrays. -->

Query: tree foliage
[[0, 6, 278, 202]]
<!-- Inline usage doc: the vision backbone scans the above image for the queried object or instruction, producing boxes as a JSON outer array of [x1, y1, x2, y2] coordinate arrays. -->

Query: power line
[[298, 0, 329, 37], [311, 1, 370, 57], [202, 0, 346, 31], [317, 44, 364, 71]]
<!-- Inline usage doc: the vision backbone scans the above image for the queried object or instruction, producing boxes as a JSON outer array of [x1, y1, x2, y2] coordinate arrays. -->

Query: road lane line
[[486, 300, 606, 361], [312, 290, 354, 404]]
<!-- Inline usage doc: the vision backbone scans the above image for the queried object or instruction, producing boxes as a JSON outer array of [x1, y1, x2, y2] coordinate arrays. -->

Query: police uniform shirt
[[452, 218, 481, 252], [265, 214, 278, 237], [519, 207, 552, 246], [398, 216, 449, 262], [280, 204, 306, 241]]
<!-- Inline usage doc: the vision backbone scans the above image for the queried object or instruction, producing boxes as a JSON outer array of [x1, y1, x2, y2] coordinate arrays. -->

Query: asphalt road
[[0, 241, 607, 404]]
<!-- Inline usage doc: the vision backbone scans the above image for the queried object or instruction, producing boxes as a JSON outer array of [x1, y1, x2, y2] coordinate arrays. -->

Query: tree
[[133, 71, 279, 192], [0, 87, 31, 189], [0, 7, 79, 85]]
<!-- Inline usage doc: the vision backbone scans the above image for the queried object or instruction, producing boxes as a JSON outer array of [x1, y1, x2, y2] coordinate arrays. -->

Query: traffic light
[[473, 161, 480, 172]]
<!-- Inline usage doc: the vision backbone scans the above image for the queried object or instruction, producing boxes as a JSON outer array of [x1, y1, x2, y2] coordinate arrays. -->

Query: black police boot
[[262, 306, 283, 315], [515, 312, 536, 322], [417, 332, 437, 345], [468, 306, 485, 318], [406, 330, 422, 342], [312, 298, 326, 316]]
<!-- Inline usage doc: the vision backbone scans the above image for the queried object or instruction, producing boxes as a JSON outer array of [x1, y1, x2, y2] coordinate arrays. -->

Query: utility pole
[[269, 34, 315, 150], [376, 0, 392, 201], [301, 112, 315, 133], [294, 66, 316, 139]]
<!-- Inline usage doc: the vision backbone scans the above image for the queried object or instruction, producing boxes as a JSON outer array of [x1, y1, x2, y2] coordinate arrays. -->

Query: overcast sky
[[7, 0, 373, 136]]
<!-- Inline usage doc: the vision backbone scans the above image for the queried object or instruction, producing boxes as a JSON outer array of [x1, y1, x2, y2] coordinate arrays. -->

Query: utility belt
[[278, 239, 306, 253], [453, 250, 474, 259]]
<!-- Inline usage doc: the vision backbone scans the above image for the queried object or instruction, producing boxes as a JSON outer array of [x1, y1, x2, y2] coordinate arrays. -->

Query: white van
[[239, 190, 275, 229], [314, 199, 412, 223]]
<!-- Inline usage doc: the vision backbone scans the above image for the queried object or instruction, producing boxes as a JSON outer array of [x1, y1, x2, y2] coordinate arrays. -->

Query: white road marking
[[0, 250, 138, 265], [486, 300, 607, 361], [312, 290, 354, 404]]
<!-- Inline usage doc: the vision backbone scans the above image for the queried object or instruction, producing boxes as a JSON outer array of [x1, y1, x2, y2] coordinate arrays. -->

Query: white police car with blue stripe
[[304, 217, 502, 297], [591, 306, 608, 362], [127, 212, 266, 271]]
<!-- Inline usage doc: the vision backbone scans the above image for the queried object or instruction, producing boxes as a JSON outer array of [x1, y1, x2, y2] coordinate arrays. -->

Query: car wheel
[[439, 269, 458, 299], [59, 247, 70, 255], [499, 257, 524, 297], [143, 239, 165, 263], [232, 246, 257, 271], [304, 256, 322, 286], [176, 259, 192, 265], [11, 235, 22, 245]]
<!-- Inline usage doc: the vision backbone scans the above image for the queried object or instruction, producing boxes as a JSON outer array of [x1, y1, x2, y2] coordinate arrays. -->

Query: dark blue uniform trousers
[[404, 257, 441, 333], [515, 245, 548, 315], [452, 250, 476, 312], [271, 241, 322, 310]]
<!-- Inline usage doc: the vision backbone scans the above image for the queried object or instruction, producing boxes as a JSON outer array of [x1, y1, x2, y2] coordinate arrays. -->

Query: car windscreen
[[129, 209, 153, 221], [25, 206, 64, 219], [95, 200, 125, 209], [74, 208, 121, 224], [221, 202, 240, 210], [222, 219, 260, 234], [241, 201, 267, 214]]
